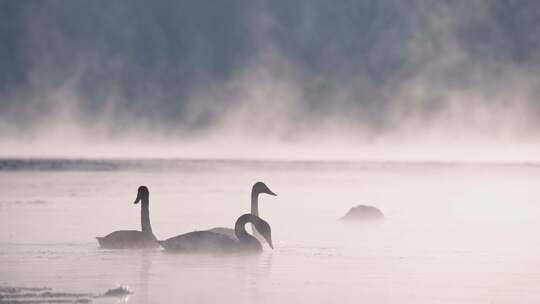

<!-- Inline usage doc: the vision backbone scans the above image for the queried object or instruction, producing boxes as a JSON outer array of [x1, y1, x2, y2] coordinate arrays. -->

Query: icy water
[[1, 159, 540, 303]]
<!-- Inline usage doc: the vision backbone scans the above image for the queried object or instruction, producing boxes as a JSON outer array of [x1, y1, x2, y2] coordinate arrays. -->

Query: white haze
[[1, 1, 540, 162]]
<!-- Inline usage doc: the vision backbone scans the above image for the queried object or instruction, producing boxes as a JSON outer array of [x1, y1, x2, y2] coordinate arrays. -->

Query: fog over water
[[2, 2, 540, 303], [1, 1, 540, 160]]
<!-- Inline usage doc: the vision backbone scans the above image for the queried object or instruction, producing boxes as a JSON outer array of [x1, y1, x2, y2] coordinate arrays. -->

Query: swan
[[208, 182, 276, 239], [96, 186, 159, 249], [159, 214, 273, 254]]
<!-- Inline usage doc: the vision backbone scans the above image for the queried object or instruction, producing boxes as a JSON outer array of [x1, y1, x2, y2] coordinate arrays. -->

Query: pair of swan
[[207, 182, 276, 240], [96, 182, 277, 253], [159, 214, 273, 253]]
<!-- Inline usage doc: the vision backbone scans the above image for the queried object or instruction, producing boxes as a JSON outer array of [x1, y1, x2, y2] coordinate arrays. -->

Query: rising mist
[[1, 1, 540, 161]]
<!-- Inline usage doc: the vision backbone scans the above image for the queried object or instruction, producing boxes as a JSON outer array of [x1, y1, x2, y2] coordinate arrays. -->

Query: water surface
[[1, 159, 539, 303]]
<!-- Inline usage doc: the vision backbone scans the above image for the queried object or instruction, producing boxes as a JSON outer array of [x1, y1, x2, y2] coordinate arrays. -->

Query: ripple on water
[[0, 285, 133, 303], [0, 200, 50, 207]]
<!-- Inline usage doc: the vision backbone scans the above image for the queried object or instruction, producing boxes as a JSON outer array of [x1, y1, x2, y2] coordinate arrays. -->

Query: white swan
[[96, 186, 159, 249], [159, 214, 273, 254], [208, 182, 276, 240]]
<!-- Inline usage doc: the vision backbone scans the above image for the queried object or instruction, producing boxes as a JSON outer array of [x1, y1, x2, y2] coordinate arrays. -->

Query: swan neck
[[140, 197, 153, 234], [251, 190, 259, 216], [235, 214, 255, 242]]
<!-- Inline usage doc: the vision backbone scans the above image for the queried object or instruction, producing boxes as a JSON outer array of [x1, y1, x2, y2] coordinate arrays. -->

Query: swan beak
[[134, 193, 142, 204], [267, 237, 274, 249], [266, 189, 277, 196]]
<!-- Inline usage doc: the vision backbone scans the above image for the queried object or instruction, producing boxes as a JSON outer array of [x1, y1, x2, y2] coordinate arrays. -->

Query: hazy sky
[[1, 1, 540, 160]]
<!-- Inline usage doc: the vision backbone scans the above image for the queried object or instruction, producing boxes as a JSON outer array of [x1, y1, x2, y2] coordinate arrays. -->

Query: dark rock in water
[[102, 286, 132, 297], [341, 205, 384, 221]]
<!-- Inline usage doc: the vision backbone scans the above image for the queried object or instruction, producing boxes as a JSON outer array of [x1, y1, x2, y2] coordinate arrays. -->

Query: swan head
[[253, 182, 277, 196], [134, 186, 149, 204], [254, 216, 273, 249]]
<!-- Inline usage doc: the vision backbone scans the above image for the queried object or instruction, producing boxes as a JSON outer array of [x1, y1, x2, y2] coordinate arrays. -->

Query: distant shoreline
[[0, 157, 539, 172]]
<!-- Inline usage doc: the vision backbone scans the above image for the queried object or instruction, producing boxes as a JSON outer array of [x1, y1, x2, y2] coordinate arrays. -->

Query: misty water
[[1, 159, 540, 303]]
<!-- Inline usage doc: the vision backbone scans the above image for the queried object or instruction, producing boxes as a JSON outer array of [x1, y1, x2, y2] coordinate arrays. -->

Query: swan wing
[[97, 230, 158, 249], [206, 227, 238, 240], [160, 231, 237, 253]]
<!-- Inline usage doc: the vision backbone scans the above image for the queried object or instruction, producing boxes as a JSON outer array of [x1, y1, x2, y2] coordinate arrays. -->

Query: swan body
[[159, 231, 258, 253], [96, 186, 159, 249], [208, 182, 276, 240], [207, 227, 236, 240], [160, 214, 273, 254], [96, 230, 157, 249]]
